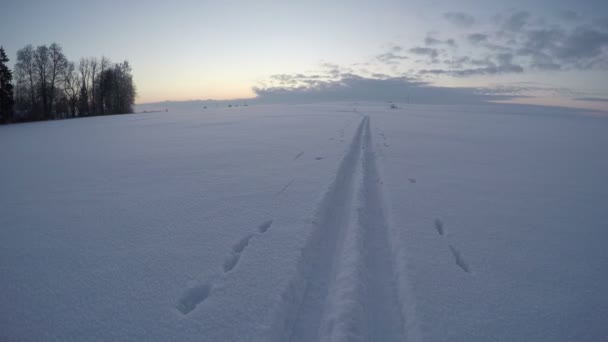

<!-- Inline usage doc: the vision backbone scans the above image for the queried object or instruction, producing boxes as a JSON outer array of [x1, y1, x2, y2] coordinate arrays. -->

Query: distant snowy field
[[1, 103, 607, 341]]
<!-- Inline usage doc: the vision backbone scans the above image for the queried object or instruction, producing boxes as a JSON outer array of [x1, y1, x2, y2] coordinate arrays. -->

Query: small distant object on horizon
[[390, 103, 399, 109], [140, 109, 167, 114]]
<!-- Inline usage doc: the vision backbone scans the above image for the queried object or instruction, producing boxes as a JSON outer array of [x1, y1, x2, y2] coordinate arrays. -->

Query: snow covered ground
[[1, 103, 607, 341]]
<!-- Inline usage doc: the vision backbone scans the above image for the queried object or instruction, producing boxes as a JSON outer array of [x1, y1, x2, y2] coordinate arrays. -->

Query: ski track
[[266, 116, 416, 342]]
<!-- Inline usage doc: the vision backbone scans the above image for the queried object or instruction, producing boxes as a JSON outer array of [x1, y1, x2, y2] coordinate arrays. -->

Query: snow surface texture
[[1, 103, 607, 341]]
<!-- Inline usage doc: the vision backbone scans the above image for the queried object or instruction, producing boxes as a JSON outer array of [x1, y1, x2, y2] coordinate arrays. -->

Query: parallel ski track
[[268, 116, 414, 342]]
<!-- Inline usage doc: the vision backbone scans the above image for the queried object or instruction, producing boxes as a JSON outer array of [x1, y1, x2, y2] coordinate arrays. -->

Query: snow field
[[2, 102, 607, 341]]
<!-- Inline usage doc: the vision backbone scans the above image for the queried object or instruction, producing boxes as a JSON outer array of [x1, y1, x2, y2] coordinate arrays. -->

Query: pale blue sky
[[2, 0, 607, 109]]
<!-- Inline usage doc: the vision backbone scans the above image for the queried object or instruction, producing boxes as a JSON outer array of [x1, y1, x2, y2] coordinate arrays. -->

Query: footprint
[[224, 221, 271, 271], [223, 253, 241, 272], [315, 157, 324, 160], [177, 219, 273, 314], [434, 219, 444, 235], [258, 219, 273, 233], [233, 234, 253, 253], [449, 244, 471, 273], [276, 179, 294, 196], [176, 283, 213, 314]]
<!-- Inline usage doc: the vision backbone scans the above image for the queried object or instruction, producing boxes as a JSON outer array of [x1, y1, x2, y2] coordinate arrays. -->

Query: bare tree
[[15, 45, 37, 115], [89, 57, 98, 115], [61, 61, 79, 117], [48, 43, 67, 119], [78, 58, 91, 115], [98, 56, 111, 114], [13, 43, 135, 121], [33, 45, 51, 119]]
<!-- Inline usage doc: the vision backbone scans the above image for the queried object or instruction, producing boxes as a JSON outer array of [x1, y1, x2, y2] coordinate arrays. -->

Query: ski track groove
[[266, 116, 415, 342]]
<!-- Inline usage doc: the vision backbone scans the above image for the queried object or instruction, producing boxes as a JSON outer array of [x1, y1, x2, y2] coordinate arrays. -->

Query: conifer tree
[[0, 46, 15, 122]]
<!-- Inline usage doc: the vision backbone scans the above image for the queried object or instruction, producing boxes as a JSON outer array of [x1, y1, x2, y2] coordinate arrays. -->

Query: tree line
[[0, 43, 136, 124]]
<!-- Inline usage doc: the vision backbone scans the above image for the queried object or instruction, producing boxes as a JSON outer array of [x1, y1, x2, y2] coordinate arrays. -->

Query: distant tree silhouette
[[15, 45, 38, 118], [90, 57, 98, 113], [77, 57, 92, 116], [9, 43, 136, 123], [61, 61, 79, 117], [14, 43, 67, 120], [98, 61, 136, 114], [33, 45, 51, 119], [0, 46, 15, 122], [95, 57, 111, 115], [48, 43, 67, 119]]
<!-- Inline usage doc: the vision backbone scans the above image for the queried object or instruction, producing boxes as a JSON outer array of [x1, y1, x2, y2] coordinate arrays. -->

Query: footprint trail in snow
[[176, 219, 274, 314]]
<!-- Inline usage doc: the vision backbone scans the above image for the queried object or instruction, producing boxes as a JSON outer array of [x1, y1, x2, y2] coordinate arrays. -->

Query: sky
[[2, 0, 608, 110]]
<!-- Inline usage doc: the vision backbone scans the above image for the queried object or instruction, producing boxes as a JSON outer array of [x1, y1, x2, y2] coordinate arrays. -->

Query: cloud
[[253, 73, 518, 105], [452, 64, 524, 76], [417, 49, 525, 76], [295, 9, 608, 111], [425, 36, 457, 47], [376, 52, 408, 64], [482, 42, 513, 52], [469, 58, 495, 67], [514, 26, 608, 69], [444, 56, 471, 68], [574, 97, 608, 102], [467, 33, 488, 44], [496, 53, 515, 66], [425, 37, 441, 45], [556, 10, 579, 21], [521, 28, 564, 51], [501, 10, 531, 32], [409, 47, 439, 59], [481, 83, 566, 95], [597, 17, 608, 29], [444, 12, 475, 28], [316, 62, 356, 78], [396, 10, 608, 77], [554, 28, 608, 65], [371, 73, 391, 79], [420, 63, 523, 77]]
